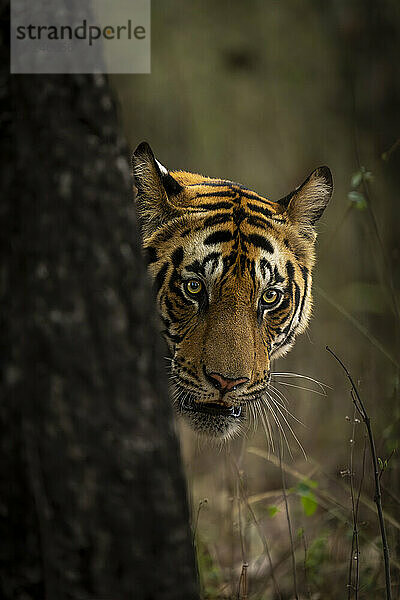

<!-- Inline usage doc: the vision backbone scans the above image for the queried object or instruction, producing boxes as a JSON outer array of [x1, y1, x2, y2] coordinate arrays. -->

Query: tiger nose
[[206, 371, 249, 394]]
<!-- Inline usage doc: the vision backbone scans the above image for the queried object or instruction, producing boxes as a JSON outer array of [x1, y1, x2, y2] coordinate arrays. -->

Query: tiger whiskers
[[267, 388, 306, 459], [273, 380, 327, 396], [271, 371, 331, 394], [267, 384, 306, 427], [247, 401, 263, 441], [259, 401, 275, 454], [264, 393, 295, 459], [248, 385, 307, 459], [169, 367, 320, 453], [170, 384, 189, 411]]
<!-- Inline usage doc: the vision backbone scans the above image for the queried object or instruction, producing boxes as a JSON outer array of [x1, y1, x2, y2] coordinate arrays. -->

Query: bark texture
[[0, 2, 199, 598]]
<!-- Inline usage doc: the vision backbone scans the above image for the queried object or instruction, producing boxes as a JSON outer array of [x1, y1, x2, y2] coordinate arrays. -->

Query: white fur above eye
[[155, 159, 168, 176]]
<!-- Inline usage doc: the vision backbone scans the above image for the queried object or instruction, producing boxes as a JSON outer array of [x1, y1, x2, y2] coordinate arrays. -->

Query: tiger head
[[132, 142, 332, 439]]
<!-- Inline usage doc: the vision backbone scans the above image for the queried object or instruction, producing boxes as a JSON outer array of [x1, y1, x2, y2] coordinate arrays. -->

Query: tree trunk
[[0, 2, 199, 599]]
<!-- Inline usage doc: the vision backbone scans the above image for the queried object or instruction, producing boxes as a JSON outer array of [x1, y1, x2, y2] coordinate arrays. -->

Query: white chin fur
[[180, 410, 245, 440]]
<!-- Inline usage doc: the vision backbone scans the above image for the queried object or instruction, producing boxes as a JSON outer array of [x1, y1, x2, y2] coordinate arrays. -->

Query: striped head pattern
[[132, 142, 333, 439]]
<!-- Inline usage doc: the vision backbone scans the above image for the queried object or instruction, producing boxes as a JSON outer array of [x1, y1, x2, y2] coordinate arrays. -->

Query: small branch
[[326, 346, 392, 600]]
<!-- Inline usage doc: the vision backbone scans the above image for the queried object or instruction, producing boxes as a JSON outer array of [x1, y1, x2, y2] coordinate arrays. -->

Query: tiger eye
[[261, 288, 281, 308], [185, 279, 203, 295]]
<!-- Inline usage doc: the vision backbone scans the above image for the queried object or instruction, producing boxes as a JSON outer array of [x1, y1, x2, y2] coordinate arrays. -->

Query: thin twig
[[237, 562, 249, 600], [193, 498, 208, 540], [354, 436, 367, 590], [347, 406, 360, 599], [279, 440, 299, 600], [326, 346, 392, 600]]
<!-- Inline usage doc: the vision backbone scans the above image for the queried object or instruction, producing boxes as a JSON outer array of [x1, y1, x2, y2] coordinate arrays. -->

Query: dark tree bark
[[0, 2, 199, 599]]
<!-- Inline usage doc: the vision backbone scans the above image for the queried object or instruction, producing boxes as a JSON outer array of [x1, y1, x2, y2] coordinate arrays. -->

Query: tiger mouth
[[181, 397, 242, 418]]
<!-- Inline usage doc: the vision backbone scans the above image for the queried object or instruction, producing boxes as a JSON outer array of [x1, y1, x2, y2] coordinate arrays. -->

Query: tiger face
[[132, 142, 332, 439]]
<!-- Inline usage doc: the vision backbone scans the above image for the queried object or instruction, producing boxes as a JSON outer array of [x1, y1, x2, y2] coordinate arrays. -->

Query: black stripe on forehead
[[203, 251, 220, 265], [239, 190, 268, 202], [273, 265, 285, 283], [246, 213, 273, 230], [233, 205, 246, 227], [258, 260, 284, 284], [247, 201, 273, 218], [204, 230, 233, 245], [203, 251, 220, 274], [185, 252, 221, 277], [171, 246, 184, 268], [185, 258, 204, 276], [203, 212, 232, 228], [197, 201, 233, 210], [259, 258, 272, 280], [245, 233, 274, 254], [195, 190, 236, 199]]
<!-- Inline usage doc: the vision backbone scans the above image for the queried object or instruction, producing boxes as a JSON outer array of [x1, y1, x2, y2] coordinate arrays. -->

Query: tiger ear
[[131, 142, 184, 240], [277, 166, 333, 238]]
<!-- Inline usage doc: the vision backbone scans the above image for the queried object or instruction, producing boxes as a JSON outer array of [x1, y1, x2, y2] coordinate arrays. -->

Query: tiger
[[132, 142, 333, 439]]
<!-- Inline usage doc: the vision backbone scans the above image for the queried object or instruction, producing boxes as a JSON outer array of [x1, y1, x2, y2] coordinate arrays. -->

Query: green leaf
[[296, 479, 318, 496], [378, 457, 384, 469], [295, 480, 318, 516], [301, 494, 318, 516], [348, 190, 367, 209], [267, 505, 279, 517], [297, 482, 311, 495], [351, 171, 362, 188], [363, 170, 373, 182]]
